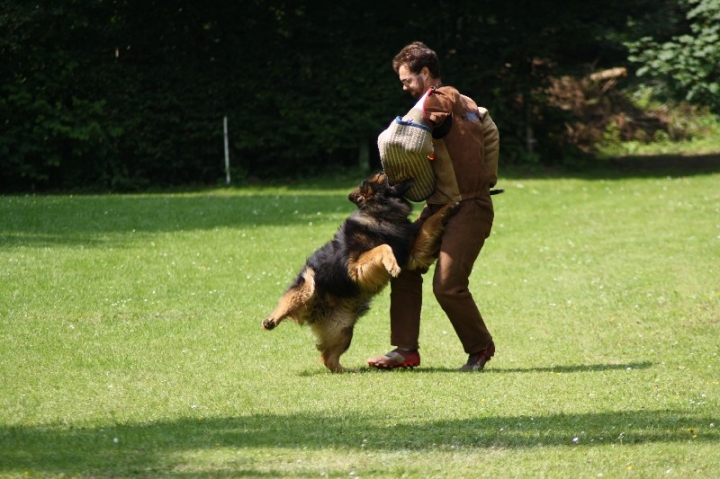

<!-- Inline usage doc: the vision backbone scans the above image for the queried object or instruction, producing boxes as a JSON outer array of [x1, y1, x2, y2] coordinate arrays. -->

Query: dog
[[261, 172, 458, 372]]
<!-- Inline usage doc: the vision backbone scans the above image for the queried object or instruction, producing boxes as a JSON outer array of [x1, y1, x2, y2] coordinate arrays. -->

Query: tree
[[627, 0, 720, 112], [1, 0, 677, 191]]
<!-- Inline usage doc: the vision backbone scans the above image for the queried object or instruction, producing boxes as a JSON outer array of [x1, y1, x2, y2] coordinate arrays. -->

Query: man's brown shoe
[[458, 342, 495, 371]]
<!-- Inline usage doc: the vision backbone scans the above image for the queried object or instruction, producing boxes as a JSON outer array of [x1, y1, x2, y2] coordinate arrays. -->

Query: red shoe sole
[[368, 354, 420, 369]]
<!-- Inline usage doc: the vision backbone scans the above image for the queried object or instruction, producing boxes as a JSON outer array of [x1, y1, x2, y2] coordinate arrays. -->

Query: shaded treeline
[[0, 0, 689, 191]]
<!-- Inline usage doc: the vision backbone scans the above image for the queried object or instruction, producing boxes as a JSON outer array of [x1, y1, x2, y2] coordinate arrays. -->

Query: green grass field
[[1, 163, 719, 478]]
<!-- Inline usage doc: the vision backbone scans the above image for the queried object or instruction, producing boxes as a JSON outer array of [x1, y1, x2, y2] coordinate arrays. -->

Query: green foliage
[[596, 87, 720, 157], [0, 0, 709, 191], [1, 170, 719, 476], [0, 3, 112, 189], [627, 0, 720, 112]]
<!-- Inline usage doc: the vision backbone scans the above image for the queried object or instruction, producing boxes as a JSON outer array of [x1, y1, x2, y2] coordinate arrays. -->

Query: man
[[367, 41, 499, 371]]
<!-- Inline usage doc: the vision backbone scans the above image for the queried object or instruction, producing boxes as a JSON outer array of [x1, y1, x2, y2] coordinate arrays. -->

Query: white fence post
[[223, 116, 231, 185]]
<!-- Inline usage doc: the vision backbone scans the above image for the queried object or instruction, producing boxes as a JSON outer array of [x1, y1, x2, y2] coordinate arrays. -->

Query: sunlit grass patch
[[1, 168, 718, 477]]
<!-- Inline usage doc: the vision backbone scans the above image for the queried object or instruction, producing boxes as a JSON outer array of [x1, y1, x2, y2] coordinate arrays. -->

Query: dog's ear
[[348, 180, 371, 206], [350, 172, 385, 206], [388, 177, 414, 197], [348, 188, 362, 205]]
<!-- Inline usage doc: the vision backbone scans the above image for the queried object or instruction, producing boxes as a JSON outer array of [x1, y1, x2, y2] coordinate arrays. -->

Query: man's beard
[[410, 78, 426, 98]]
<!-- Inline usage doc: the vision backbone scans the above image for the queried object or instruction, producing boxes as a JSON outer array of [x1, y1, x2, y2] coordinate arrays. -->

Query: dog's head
[[348, 172, 413, 212]]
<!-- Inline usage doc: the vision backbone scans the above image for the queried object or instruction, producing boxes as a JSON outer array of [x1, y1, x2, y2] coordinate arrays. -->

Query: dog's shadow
[[298, 361, 653, 376]]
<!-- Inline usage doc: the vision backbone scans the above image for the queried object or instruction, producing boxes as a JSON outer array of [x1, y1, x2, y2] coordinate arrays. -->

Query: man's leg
[[389, 268, 423, 350], [433, 198, 494, 354], [367, 207, 431, 368]]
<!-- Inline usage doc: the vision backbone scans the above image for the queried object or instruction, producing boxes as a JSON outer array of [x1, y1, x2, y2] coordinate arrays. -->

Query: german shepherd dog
[[262, 172, 457, 372]]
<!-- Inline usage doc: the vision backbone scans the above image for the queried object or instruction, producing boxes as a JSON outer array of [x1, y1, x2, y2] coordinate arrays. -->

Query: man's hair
[[392, 42, 441, 79]]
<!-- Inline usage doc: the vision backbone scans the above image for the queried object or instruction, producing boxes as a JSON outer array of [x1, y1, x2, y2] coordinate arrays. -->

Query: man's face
[[398, 64, 427, 99]]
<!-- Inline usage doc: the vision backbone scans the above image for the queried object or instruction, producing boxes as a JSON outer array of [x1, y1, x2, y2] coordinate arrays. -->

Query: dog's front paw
[[383, 256, 401, 277], [262, 318, 277, 330], [442, 202, 461, 225]]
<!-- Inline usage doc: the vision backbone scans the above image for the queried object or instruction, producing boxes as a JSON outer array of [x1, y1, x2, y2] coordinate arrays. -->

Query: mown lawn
[[1, 163, 718, 478]]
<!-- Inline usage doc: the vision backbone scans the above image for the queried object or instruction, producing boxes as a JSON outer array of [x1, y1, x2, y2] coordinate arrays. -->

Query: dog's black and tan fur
[[262, 172, 457, 372]]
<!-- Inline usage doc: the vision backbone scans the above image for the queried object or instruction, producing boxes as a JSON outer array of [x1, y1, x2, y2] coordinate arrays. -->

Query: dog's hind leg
[[311, 313, 355, 373], [407, 202, 460, 271], [262, 268, 315, 330], [348, 244, 399, 292]]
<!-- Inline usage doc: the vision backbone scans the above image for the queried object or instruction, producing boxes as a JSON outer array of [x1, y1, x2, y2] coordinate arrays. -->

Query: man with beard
[[367, 41, 500, 371]]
